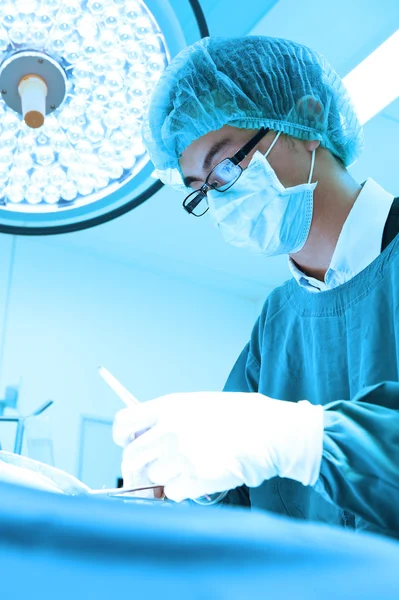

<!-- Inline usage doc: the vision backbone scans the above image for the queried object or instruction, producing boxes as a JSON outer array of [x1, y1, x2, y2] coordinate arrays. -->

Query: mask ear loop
[[264, 127, 316, 183], [308, 148, 316, 184], [265, 130, 282, 158]]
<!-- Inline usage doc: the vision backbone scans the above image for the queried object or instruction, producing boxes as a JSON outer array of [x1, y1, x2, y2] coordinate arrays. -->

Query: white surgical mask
[[207, 132, 317, 257]]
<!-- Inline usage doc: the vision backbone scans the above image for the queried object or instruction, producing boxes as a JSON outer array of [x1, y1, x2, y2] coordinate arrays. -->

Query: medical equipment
[[98, 365, 163, 497], [0, 1, 209, 235], [0, 385, 19, 417], [98, 366, 140, 408], [0, 400, 53, 454]]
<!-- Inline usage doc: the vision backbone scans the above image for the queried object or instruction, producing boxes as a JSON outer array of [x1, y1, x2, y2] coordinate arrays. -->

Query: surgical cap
[[142, 36, 364, 188]]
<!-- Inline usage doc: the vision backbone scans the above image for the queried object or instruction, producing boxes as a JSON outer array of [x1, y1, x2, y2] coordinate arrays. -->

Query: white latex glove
[[120, 428, 163, 499], [113, 392, 324, 503]]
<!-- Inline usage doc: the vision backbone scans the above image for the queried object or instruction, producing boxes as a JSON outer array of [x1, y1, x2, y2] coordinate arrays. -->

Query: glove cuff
[[277, 400, 324, 486]]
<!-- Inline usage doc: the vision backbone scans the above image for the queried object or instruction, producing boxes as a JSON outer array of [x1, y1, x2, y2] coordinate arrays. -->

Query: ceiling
[[43, 0, 399, 302]]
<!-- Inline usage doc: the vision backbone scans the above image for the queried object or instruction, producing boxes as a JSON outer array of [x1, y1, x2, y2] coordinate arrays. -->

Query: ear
[[305, 139, 321, 152]]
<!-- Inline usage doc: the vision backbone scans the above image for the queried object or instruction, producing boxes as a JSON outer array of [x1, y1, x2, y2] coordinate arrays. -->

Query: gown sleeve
[[315, 381, 399, 535]]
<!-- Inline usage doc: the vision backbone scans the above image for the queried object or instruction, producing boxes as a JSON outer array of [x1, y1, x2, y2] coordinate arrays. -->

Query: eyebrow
[[183, 137, 231, 188]]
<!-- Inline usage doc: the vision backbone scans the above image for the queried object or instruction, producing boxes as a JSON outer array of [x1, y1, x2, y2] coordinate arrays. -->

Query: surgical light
[[0, 0, 167, 210], [0, 0, 209, 234]]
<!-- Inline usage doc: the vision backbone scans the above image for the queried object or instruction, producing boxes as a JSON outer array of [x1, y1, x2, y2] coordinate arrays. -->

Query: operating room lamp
[[0, 0, 208, 234]]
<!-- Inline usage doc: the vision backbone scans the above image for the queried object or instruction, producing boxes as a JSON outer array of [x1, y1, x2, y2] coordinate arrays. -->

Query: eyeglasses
[[182, 127, 269, 217]]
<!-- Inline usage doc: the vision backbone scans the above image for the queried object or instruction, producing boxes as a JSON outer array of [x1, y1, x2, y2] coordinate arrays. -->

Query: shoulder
[[256, 279, 294, 328], [249, 279, 294, 354]]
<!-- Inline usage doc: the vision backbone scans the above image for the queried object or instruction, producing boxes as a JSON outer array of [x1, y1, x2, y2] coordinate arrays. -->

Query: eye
[[208, 177, 222, 189], [208, 159, 242, 191]]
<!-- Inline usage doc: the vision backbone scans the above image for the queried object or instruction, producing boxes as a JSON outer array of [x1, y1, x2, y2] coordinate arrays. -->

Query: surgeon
[[113, 36, 399, 538]]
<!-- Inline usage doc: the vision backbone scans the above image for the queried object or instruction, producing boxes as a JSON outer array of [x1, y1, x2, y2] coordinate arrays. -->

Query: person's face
[[179, 125, 319, 192]]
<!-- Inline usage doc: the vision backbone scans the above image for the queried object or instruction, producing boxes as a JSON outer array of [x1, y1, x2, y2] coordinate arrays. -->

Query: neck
[[289, 156, 362, 282]]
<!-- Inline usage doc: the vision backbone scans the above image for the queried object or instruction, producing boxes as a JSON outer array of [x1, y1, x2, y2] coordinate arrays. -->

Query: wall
[[0, 235, 261, 481], [0, 235, 13, 384]]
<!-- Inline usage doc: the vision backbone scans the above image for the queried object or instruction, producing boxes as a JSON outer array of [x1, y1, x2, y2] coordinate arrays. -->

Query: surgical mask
[[207, 132, 317, 257]]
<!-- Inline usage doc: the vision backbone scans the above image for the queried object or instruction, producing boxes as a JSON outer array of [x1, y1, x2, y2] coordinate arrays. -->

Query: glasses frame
[[182, 127, 269, 217]]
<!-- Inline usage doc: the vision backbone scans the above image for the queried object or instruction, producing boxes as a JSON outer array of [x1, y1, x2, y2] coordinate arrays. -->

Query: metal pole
[[13, 419, 24, 455]]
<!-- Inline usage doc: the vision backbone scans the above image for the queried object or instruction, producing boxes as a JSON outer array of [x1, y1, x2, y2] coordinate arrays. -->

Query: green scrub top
[[223, 230, 399, 539]]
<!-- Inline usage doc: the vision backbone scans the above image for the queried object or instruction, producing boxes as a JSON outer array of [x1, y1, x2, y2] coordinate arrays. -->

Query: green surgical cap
[[142, 36, 364, 188]]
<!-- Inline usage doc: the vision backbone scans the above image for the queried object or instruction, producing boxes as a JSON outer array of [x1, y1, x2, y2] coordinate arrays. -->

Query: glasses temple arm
[[230, 127, 269, 165]]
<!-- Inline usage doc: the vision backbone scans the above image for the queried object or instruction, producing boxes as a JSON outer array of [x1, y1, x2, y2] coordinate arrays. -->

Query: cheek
[[268, 152, 308, 188]]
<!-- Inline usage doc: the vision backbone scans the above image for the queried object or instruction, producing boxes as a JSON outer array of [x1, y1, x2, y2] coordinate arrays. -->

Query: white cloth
[[289, 178, 394, 292], [0, 451, 90, 495], [113, 392, 324, 502], [0, 460, 64, 494]]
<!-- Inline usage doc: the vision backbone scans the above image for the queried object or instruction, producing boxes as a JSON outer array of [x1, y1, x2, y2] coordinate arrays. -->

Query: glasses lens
[[207, 159, 242, 192], [183, 190, 209, 216]]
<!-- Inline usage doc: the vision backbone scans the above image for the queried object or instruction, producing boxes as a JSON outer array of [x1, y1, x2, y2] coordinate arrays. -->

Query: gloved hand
[[113, 392, 324, 502], [120, 428, 164, 499]]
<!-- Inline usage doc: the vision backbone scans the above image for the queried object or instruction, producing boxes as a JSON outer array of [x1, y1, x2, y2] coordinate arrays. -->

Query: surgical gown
[[223, 230, 399, 539]]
